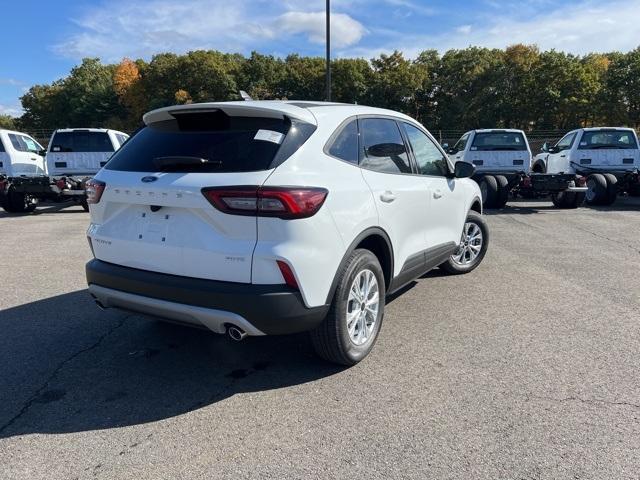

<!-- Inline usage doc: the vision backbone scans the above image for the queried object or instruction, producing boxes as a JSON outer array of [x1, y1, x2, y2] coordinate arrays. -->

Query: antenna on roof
[[239, 90, 253, 101]]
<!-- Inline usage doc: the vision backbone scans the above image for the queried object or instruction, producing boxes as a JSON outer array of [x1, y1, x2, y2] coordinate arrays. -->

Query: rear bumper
[[86, 259, 329, 335]]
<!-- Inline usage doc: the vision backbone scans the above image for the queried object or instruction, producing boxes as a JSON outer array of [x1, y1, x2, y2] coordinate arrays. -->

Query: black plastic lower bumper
[[86, 259, 329, 335]]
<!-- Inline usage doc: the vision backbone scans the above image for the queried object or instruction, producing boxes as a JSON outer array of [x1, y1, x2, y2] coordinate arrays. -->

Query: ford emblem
[[141, 176, 158, 183]]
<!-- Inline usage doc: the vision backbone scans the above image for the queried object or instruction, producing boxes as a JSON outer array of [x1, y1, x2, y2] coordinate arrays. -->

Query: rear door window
[[106, 112, 306, 173], [359, 118, 412, 174], [327, 119, 359, 164], [471, 131, 528, 151], [50, 131, 115, 153]]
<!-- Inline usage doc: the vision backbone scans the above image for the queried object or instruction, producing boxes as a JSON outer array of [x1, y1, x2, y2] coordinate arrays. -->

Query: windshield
[[471, 132, 528, 151], [105, 112, 313, 173], [578, 130, 638, 149]]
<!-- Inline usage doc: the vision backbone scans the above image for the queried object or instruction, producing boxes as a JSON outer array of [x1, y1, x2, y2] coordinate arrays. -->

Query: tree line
[[4, 44, 640, 135]]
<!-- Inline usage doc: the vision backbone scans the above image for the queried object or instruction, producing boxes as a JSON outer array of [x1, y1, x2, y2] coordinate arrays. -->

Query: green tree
[[0, 114, 16, 130]]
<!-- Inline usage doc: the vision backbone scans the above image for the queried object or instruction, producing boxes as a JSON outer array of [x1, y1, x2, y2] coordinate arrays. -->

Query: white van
[[0, 129, 46, 177]]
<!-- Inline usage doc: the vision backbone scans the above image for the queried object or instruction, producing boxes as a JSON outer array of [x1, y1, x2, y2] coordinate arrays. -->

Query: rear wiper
[[153, 156, 222, 169]]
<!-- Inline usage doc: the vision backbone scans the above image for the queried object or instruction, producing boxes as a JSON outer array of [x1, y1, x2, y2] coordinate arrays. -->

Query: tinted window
[[555, 132, 576, 151], [50, 131, 114, 153], [106, 113, 298, 173], [0, 138, 5, 152], [453, 132, 470, 152], [578, 130, 638, 149], [9, 134, 42, 153], [360, 118, 411, 174], [327, 120, 358, 164], [402, 123, 449, 176], [471, 131, 527, 151]]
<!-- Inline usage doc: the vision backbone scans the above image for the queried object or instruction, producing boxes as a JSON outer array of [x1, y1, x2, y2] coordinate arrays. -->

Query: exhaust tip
[[227, 325, 247, 342]]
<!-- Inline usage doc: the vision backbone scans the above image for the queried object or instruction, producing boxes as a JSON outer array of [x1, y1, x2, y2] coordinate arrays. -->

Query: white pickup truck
[[0, 128, 128, 213], [533, 127, 640, 205], [447, 129, 587, 209]]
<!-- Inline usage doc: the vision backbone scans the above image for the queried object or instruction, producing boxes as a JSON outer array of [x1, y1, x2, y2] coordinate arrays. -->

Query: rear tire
[[478, 175, 499, 208], [551, 191, 584, 209], [2, 187, 36, 213], [311, 249, 385, 366], [440, 211, 489, 275], [81, 197, 89, 212], [585, 174, 608, 205], [494, 175, 509, 208], [602, 173, 618, 206]]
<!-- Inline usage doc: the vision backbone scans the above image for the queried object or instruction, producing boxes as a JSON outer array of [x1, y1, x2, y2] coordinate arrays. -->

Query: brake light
[[86, 179, 106, 204], [276, 260, 299, 289], [202, 186, 328, 219]]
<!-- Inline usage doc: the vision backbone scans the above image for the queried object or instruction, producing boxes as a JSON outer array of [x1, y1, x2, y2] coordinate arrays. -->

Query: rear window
[[578, 130, 638, 149], [106, 111, 313, 173], [50, 131, 114, 153], [471, 132, 528, 151]]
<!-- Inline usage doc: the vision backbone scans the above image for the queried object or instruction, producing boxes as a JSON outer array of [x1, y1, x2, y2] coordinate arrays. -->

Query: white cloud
[[0, 104, 23, 117], [343, 0, 640, 59], [276, 11, 365, 48], [52, 0, 365, 61]]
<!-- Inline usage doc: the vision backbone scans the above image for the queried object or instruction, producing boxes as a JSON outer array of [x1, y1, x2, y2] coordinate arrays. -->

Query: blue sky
[[2, 0, 640, 116]]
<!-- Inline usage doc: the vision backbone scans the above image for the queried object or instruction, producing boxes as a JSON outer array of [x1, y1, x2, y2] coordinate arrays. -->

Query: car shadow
[[0, 290, 343, 439], [483, 195, 640, 215], [0, 202, 86, 218]]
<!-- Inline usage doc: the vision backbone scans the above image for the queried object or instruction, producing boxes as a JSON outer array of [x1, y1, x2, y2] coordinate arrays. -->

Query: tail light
[[86, 179, 106, 204], [55, 178, 67, 190], [276, 260, 299, 289], [202, 186, 328, 219]]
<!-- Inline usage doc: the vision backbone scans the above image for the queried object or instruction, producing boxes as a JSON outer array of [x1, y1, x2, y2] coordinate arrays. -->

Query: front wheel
[[440, 211, 489, 275], [551, 191, 584, 209], [311, 249, 385, 366]]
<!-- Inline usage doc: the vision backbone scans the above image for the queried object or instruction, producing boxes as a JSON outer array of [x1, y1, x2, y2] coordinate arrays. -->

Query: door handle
[[380, 191, 396, 203], [30, 158, 37, 161], [433, 190, 443, 199], [560, 154, 566, 157]]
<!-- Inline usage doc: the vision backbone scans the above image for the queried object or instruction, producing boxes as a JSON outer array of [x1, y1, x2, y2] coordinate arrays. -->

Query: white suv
[[86, 101, 487, 365]]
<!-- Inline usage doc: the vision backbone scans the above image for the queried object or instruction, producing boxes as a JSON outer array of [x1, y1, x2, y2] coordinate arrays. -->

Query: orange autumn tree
[[113, 58, 146, 130]]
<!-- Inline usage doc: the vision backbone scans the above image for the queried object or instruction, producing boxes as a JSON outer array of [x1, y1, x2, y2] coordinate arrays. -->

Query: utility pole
[[325, 0, 331, 102]]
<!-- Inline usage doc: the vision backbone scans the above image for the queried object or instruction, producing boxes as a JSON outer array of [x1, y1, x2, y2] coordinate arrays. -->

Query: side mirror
[[540, 142, 548, 153], [442, 143, 449, 150], [453, 161, 475, 178], [547, 145, 560, 154], [38, 149, 47, 156]]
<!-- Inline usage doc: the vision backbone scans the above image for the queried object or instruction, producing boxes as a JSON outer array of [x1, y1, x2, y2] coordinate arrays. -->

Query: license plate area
[[137, 208, 173, 244]]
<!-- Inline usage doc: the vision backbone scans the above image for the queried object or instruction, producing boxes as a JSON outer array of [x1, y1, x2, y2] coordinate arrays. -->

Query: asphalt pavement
[[1, 198, 639, 479]]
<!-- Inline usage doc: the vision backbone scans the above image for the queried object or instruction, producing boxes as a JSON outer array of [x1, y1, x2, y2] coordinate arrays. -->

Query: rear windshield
[[50, 131, 114, 153], [471, 132, 528, 151], [105, 111, 312, 173], [578, 130, 638, 149]]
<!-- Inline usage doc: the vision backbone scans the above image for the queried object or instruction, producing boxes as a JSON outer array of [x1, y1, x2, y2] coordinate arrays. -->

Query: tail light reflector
[[202, 186, 328, 219], [86, 179, 106, 204], [276, 260, 299, 289]]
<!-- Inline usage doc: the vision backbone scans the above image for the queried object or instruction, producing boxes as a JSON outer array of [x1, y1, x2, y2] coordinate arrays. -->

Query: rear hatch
[[467, 131, 531, 172], [47, 130, 115, 176], [574, 129, 639, 170], [89, 106, 316, 283]]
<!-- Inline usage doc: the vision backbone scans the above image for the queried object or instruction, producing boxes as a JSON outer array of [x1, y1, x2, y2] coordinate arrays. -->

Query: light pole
[[325, 0, 331, 102]]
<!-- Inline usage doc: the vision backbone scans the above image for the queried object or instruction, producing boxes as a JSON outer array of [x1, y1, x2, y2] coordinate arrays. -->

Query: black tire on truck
[[602, 173, 618, 206], [551, 191, 584, 209], [585, 173, 608, 206], [478, 175, 499, 208], [2, 186, 36, 213], [494, 175, 509, 208]]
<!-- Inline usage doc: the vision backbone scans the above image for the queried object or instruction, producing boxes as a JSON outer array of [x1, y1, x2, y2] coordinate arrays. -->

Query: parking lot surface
[[1, 198, 639, 479]]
